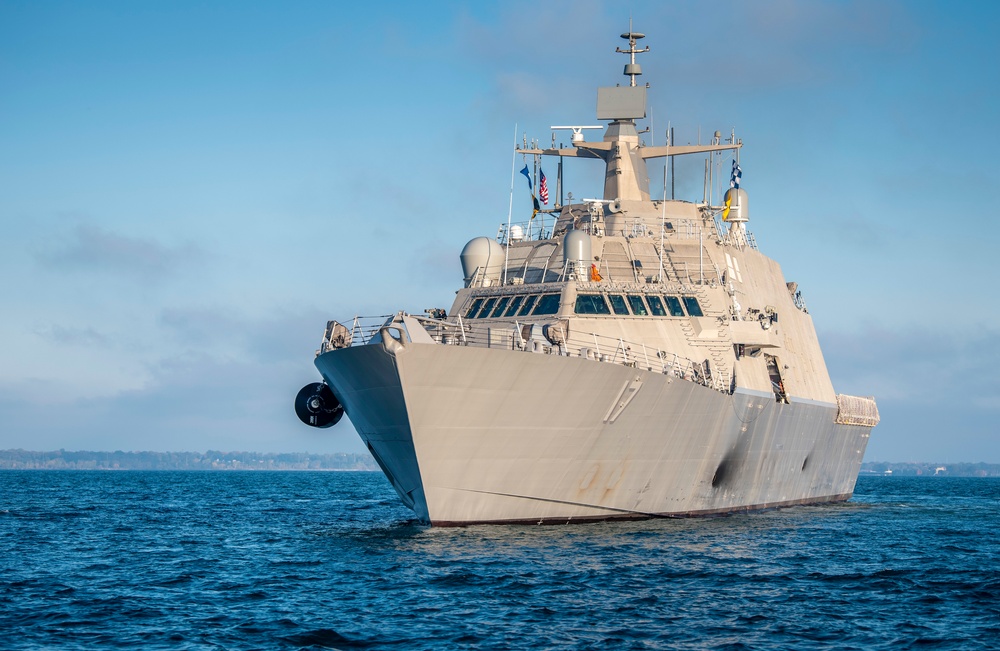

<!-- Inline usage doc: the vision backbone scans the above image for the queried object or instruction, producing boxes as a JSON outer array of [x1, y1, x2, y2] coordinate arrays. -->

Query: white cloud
[[35, 223, 204, 279], [0, 303, 367, 454]]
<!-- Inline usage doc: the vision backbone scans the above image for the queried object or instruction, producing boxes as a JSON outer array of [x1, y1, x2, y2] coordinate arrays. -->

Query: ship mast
[[516, 27, 741, 216], [593, 29, 652, 204], [616, 24, 649, 87]]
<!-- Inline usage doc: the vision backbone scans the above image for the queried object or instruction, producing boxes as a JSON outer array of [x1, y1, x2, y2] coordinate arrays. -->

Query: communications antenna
[[616, 19, 649, 87]]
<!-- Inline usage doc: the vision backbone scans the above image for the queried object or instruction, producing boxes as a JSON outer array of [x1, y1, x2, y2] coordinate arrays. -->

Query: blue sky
[[1, 0, 998, 462]]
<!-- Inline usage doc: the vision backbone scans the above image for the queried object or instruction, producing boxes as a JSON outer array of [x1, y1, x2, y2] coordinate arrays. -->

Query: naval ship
[[295, 30, 879, 525]]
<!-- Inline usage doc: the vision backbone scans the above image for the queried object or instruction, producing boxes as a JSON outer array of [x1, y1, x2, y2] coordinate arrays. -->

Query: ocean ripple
[[0, 471, 997, 650]]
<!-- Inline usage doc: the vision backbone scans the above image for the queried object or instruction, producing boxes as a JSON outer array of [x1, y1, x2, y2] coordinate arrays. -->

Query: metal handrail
[[335, 314, 394, 348], [497, 220, 552, 245], [321, 312, 732, 393], [411, 314, 732, 393]]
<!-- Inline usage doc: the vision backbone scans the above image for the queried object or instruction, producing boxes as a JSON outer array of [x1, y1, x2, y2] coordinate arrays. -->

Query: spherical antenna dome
[[563, 229, 592, 268], [460, 236, 505, 287]]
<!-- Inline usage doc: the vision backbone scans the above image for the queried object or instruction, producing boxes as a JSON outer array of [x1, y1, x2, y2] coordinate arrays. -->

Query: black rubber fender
[[294, 382, 344, 428]]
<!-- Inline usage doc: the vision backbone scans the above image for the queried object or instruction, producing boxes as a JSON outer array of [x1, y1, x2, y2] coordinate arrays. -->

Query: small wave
[[3, 471, 996, 650], [268, 559, 323, 567], [151, 573, 202, 587], [281, 628, 372, 648]]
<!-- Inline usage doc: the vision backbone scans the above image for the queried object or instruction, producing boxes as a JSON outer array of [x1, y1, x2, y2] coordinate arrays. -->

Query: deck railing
[[320, 312, 732, 394]]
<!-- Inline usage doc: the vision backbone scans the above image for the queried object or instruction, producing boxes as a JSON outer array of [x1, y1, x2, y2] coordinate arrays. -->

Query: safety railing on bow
[[319, 312, 732, 393], [409, 314, 733, 394], [318, 314, 394, 353]]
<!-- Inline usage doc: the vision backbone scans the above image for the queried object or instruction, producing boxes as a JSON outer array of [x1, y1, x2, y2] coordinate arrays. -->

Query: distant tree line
[[2, 451, 996, 476], [0, 449, 378, 471], [860, 461, 1000, 477]]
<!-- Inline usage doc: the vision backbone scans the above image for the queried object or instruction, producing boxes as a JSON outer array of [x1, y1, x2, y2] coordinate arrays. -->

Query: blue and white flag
[[724, 160, 742, 221], [519, 164, 532, 191]]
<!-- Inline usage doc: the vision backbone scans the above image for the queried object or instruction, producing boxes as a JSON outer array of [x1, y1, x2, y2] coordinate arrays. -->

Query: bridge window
[[465, 298, 484, 319], [646, 295, 667, 317], [504, 295, 525, 317], [664, 296, 685, 317], [477, 297, 497, 318], [532, 294, 561, 315], [626, 295, 649, 316], [608, 294, 630, 315], [575, 294, 611, 315], [683, 297, 704, 317], [491, 296, 511, 318], [517, 295, 538, 316]]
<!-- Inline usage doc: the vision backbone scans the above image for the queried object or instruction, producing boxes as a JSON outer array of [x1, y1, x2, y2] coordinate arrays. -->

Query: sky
[[1, 0, 998, 462]]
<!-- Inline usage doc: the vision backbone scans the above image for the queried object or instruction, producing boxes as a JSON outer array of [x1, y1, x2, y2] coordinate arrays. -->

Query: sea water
[[1, 471, 997, 650]]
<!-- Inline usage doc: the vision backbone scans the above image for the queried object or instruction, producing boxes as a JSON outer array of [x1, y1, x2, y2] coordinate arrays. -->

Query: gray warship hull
[[295, 28, 878, 525], [316, 339, 871, 525]]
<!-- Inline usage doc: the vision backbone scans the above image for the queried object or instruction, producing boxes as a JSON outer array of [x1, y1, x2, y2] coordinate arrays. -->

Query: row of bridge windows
[[464, 293, 704, 319], [575, 294, 703, 317], [464, 294, 561, 320]]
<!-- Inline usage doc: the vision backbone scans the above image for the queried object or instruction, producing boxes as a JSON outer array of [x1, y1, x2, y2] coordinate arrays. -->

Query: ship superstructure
[[295, 30, 878, 525]]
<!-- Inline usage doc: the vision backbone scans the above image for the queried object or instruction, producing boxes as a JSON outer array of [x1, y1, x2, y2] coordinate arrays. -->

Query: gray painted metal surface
[[316, 339, 869, 525]]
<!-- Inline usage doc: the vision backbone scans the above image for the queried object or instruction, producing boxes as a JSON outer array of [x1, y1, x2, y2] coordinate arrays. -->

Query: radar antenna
[[615, 20, 649, 87], [551, 125, 603, 146]]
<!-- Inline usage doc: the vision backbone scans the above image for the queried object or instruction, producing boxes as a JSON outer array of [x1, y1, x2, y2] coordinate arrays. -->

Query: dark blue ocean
[[1, 472, 997, 650]]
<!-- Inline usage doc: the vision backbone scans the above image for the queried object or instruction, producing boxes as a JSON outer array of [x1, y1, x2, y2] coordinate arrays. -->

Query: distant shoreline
[[1, 450, 997, 476], [0, 449, 378, 471], [0, 467, 381, 472], [859, 461, 999, 477]]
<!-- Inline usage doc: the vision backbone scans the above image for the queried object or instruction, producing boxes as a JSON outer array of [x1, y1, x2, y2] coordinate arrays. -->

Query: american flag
[[539, 169, 549, 204]]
